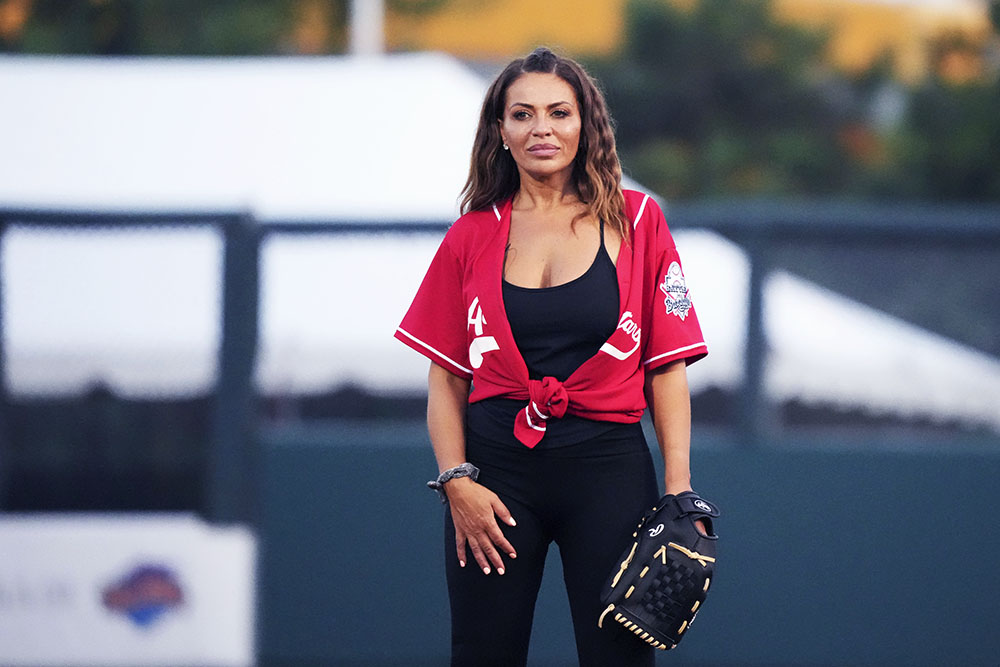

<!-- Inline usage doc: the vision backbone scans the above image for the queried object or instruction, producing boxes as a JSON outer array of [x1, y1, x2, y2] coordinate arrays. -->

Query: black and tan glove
[[598, 491, 719, 651]]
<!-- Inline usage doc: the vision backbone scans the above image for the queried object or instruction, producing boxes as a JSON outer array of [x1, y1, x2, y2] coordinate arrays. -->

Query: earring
[[502, 142, 509, 150]]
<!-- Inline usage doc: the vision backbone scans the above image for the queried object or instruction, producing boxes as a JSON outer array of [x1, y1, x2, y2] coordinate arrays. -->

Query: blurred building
[[1, 0, 992, 82], [775, 0, 992, 82], [385, 0, 993, 82]]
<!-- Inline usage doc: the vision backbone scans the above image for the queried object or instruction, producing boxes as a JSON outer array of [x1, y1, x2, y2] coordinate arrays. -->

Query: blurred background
[[1, 0, 999, 665]]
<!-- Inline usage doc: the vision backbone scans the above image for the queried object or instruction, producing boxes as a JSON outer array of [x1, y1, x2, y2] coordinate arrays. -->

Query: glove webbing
[[599, 541, 712, 650]]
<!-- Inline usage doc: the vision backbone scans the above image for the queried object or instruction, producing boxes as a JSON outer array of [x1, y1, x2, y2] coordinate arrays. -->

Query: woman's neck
[[514, 169, 579, 211]]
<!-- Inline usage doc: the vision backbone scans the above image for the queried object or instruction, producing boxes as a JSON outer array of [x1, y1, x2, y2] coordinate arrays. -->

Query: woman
[[395, 47, 708, 666]]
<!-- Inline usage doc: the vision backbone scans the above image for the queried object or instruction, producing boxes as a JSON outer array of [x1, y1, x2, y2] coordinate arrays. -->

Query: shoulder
[[442, 203, 505, 256], [622, 189, 665, 225], [622, 188, 652, 213], [622, 189, 670, 245]]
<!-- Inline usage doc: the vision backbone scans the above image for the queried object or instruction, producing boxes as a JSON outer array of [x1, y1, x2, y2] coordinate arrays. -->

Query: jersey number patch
[[468, 296, 499, 368]]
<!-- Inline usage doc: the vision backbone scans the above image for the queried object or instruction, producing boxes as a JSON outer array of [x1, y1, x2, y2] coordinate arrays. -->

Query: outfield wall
[[257, 420, 1000, 666]]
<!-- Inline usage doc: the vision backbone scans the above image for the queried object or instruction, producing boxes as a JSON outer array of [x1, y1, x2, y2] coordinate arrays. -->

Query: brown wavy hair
[[459, 47, 628, 242]]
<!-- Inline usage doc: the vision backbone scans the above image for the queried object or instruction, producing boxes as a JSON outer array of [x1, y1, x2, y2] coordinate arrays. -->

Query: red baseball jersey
[[395, 190, 707, 447]]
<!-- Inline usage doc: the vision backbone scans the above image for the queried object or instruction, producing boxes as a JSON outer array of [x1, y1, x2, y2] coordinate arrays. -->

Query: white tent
[[675, 230, 1000, 431], [0, 52, 485, 220], [1, 54, 998, 431], [2, 52, 487, 396]]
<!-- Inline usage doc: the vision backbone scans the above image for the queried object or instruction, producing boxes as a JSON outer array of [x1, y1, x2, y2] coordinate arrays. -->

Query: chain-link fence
[[2, 202, 999, 518]]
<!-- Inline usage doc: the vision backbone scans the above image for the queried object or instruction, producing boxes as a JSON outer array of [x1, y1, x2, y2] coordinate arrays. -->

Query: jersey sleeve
[[394, 234, 474, 379], [641, 200, 708, 371]]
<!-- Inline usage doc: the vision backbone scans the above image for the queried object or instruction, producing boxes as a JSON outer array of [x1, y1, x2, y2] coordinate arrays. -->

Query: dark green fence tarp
[[258, 421, 1000, 666]]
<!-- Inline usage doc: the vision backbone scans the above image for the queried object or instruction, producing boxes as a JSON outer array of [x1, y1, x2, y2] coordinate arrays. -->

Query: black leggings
[[445, 423, 659, 667]]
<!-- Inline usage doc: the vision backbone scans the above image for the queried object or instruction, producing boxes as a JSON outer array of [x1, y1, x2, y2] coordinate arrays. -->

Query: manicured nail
[[459, 560, 466, 568], [483, 566, 491, 575], [509, 518, 517, 526], [509, 552, 517, 559], [497, 568, 505, 575]]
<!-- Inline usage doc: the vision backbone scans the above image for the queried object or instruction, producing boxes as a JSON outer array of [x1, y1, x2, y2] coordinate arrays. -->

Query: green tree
[[588, 0, 866, 200], [1, 0, 346, 55], [0, 0, 452, 56], [590, 0, 1000, 202], [886, 14, 1000, 201]]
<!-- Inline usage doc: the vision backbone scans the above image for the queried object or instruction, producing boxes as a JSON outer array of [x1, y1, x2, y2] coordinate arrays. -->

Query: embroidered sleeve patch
[[659, 262, 692, 321]]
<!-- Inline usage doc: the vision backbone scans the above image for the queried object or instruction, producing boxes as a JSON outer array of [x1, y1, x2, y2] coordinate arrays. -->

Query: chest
[[503, 213, 622, 289]]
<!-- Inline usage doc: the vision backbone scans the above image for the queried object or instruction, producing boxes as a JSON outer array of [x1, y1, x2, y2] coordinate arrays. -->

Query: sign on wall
[[0, 514, 255, 666]]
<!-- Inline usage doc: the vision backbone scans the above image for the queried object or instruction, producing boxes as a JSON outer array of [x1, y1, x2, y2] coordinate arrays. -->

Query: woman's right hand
[[445, 476, 518, 575]]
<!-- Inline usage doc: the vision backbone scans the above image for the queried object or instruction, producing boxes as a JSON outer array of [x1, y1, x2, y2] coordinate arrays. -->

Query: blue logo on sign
[[102, 564, 184, 628]]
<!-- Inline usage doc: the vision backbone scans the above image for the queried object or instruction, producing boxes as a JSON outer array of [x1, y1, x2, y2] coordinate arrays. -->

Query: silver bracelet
[[427, 463, 480, 503]]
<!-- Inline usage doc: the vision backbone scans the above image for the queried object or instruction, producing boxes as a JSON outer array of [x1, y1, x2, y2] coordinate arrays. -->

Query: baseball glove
[[598, 491, 720, 651]]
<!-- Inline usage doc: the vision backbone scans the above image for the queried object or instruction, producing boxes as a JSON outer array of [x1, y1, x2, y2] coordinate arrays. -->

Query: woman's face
[[499, 72, 582, 181]]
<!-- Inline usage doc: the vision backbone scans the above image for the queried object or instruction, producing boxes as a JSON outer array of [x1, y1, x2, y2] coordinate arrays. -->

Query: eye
[[552, 109, 570, 118], [512, 110, 531, 120]]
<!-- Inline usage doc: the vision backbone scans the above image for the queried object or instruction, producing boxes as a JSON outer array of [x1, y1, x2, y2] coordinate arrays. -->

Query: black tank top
[[502, 219, 619, 380], [466, 220, 641, 448]]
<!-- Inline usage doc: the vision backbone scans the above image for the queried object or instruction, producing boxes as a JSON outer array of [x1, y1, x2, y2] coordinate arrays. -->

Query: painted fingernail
[[497, 568, 505, 575], [509, 552, 517, 559], [459, 560, 466, 568], [483, 566, 491, 575], [509, 518, 517, 526]]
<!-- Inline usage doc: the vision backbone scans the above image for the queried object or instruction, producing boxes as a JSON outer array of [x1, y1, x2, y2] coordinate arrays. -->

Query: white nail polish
[[483, 567, 491, 575], [498, 568, 505, 575]]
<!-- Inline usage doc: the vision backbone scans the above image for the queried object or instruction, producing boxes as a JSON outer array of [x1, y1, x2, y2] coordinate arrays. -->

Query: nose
[[532, 116, 552, 136]]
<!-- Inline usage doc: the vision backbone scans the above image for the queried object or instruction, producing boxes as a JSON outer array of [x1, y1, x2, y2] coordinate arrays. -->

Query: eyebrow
[[508, 100, 575, 110]]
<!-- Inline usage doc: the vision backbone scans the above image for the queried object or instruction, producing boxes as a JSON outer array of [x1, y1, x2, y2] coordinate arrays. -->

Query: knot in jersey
[[514, 376, 569, 448]]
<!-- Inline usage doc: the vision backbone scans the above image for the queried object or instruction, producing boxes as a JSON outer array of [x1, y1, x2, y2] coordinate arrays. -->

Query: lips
[[527, 143, 559, 156]]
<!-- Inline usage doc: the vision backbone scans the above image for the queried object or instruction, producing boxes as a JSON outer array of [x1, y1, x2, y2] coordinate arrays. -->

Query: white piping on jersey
[[642, 342, 707, 366], [531, 401, 549, 421], [524, 406, 546, 431], [600, 338, 641, 360], [396, 327, 473, 375], [492, 204, 501, 221], [632, 194, 650, 229]]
